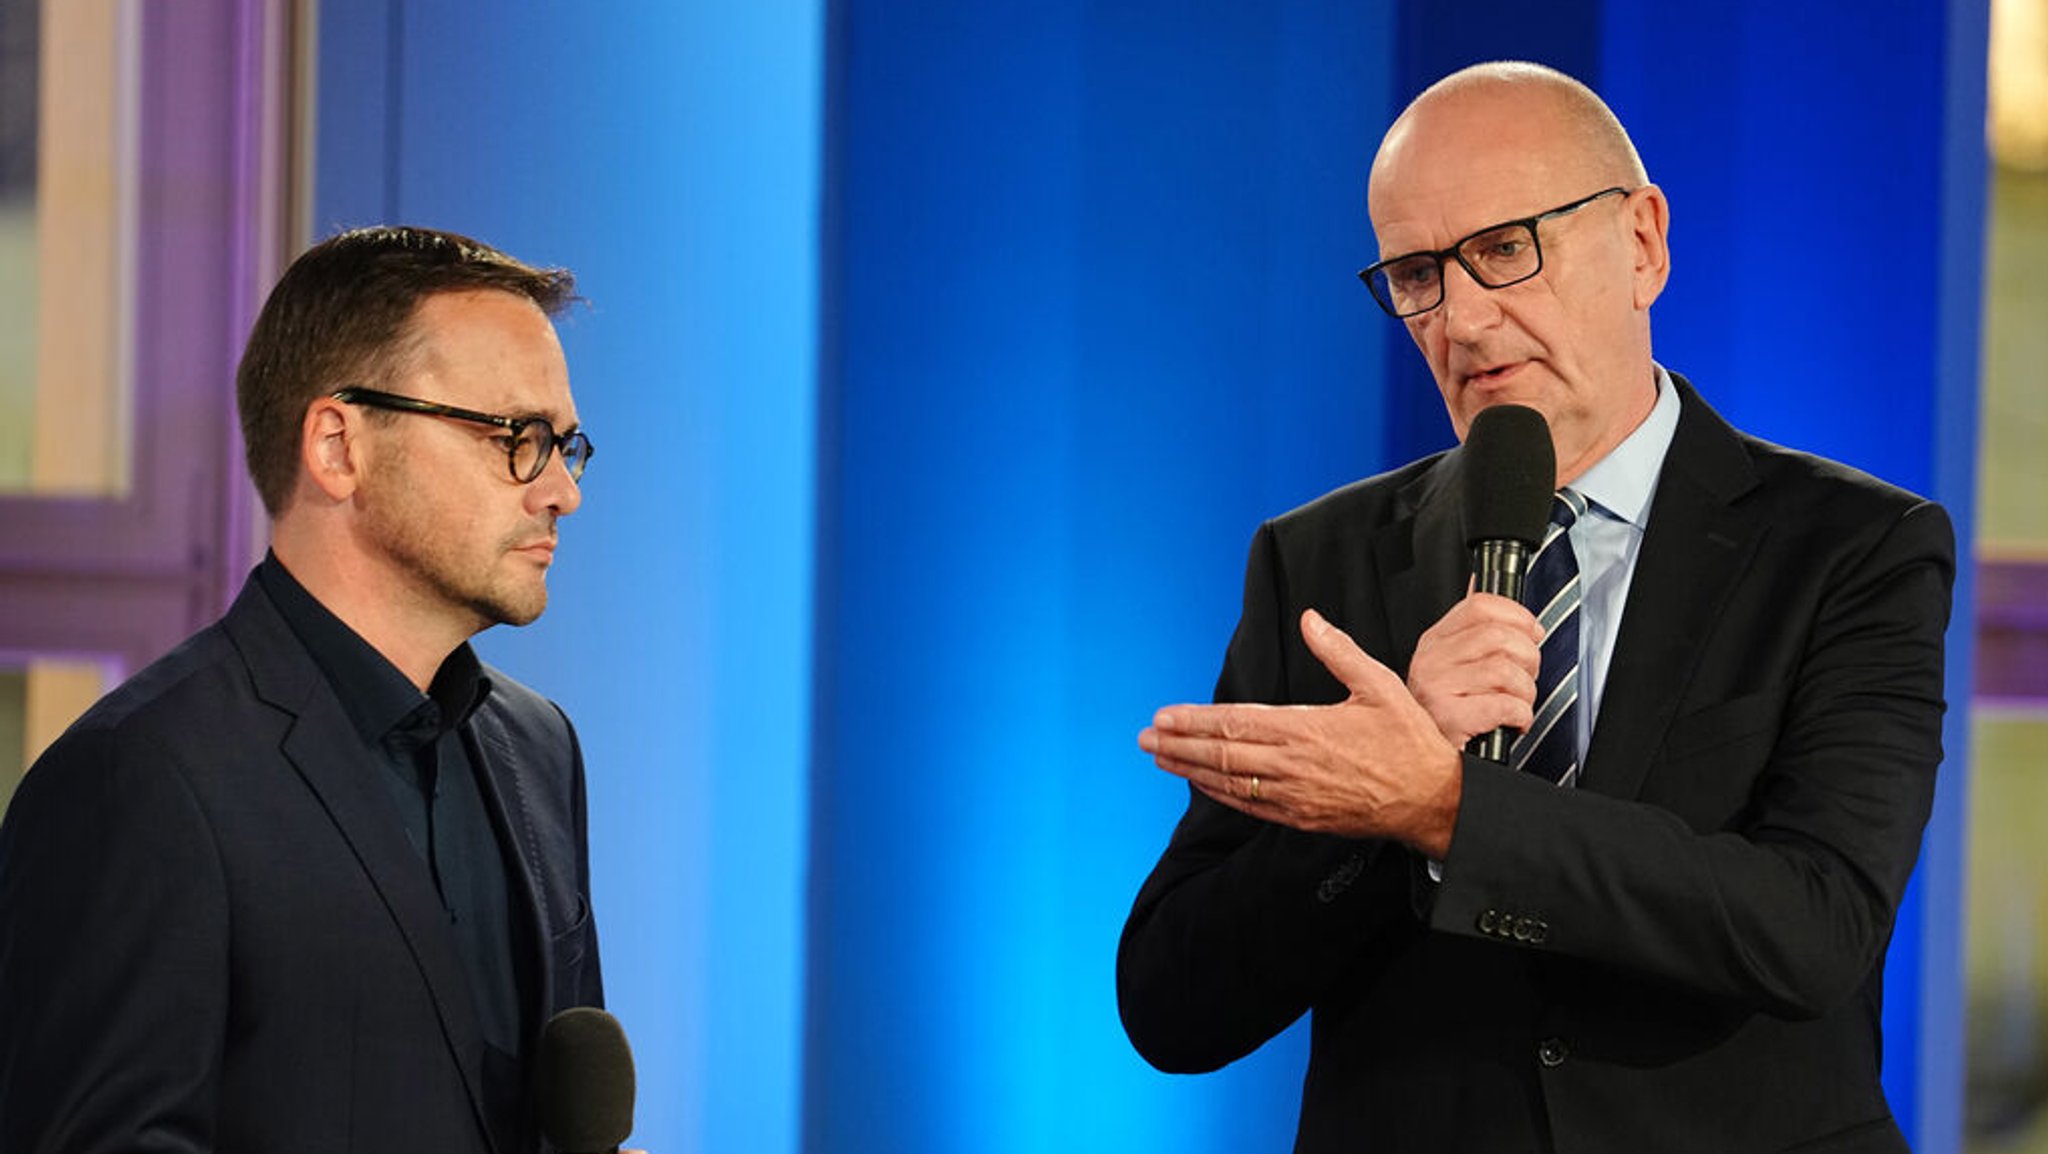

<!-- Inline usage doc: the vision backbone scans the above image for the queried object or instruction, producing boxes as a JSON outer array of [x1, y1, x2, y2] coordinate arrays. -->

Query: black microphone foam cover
[[1460, 404, 1555, 549], [535, 1007, 636, 1154]]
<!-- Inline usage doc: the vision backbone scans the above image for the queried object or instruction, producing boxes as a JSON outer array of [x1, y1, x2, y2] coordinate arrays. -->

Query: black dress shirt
[[257, 555, 532, 1144]]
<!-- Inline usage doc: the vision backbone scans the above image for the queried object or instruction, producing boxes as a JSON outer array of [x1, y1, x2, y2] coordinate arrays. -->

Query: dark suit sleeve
[[0, 729, 228, 1154], [1117, 522, 1417, 1073], [1433, 498, 1954, 1015]]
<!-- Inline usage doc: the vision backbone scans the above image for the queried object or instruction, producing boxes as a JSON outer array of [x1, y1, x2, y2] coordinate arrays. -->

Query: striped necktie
[[1510, 489, 1588, 786]]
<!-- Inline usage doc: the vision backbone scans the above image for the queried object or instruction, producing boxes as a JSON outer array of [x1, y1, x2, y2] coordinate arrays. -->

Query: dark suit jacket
[[0, 572, 603, 1154], [1117, 377, 1954, 1154]]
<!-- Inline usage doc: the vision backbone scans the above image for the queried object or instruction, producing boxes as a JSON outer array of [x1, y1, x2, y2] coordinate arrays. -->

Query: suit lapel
[[221, 582, 499, 1151], [1375, 454, 1469, 669], [1580, 378, 1763, 800], [467, 712, 554, 1025]]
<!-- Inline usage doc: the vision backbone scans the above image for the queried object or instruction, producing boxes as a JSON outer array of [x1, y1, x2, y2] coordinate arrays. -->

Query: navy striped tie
[[1510, 489, 1587, 786]]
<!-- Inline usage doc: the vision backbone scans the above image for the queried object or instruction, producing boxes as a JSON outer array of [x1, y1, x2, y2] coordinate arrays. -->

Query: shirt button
[[1537, 1037, 1569, 1067]]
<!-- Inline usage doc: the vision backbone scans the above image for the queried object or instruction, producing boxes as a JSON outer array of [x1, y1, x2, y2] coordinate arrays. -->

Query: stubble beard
[[362, 483, 551, 634]]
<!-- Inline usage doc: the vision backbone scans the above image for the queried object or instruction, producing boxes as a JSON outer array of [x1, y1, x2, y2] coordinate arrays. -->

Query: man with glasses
[[0, 226, 604, 1154], [1119, 62, 1951, 1152]]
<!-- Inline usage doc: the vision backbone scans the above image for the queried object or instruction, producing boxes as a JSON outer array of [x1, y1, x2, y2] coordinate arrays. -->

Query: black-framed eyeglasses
[[331, 386, 593, 483], [1358, 187, 1631, 319]]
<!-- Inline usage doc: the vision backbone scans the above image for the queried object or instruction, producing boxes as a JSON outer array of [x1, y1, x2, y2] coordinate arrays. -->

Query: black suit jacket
[[1118, 377, 1953, 1153], [0, 572, 603, 1154]]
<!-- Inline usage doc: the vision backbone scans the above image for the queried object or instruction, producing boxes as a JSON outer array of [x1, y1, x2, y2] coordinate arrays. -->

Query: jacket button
[[1478, 909, 1499, 934], [1537, 1038, 1569, 1067]]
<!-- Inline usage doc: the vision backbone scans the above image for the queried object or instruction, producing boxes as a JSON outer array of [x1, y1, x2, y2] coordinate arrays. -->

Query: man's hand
[[1406, 589, 1543, 747], [1138, 609, 1463, 857]]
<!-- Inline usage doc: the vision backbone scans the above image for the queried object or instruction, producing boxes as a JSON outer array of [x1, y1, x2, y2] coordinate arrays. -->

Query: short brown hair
[[235, 225, 577, 515]]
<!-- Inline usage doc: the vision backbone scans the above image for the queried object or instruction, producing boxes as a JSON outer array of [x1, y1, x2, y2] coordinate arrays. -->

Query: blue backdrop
[[314, 2, 1983, 1150]]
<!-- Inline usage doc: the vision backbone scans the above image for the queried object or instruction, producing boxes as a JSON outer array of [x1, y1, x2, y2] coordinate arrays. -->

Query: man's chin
[[496, 599, 547, 629], [473, 587, 548, 630]]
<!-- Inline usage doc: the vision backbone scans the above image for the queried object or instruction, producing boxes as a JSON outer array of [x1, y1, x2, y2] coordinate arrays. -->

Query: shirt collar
[[1570, 363, 1680, 529], [257, 553, 491, 748]]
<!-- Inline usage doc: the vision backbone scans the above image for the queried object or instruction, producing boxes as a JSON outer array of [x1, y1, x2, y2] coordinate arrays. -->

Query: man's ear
[[300, 396, 362, 502], [1629, 184, 1672, 311]]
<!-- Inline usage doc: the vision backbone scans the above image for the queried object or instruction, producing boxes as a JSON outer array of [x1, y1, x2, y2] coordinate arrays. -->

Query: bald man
[[1117, 62, 1951, 1153]]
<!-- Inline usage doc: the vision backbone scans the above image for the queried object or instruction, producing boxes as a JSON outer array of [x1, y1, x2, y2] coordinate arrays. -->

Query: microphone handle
[[1469, 539, 1530, 600], [1466, 728, 1512, 763], [1465, 539, 1532, 764]]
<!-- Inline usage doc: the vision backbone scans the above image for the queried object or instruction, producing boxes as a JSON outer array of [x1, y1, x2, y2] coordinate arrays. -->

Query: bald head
[[1363, 61, 1672, 484], [1370, 62, 1647, 221]]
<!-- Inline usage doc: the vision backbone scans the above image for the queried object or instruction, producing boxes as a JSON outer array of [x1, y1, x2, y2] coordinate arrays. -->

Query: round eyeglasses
[[1359, 187, 1630, 319], [331, 386, 593, 483]]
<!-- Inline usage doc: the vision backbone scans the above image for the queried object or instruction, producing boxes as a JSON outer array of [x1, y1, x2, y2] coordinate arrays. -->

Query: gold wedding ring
[[1249, 775, 1262, 801]]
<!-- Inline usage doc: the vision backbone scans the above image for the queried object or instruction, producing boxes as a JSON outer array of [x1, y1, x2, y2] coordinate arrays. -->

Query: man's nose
[[1436, 258, 1502, 337], [530, 448, 583, 516]]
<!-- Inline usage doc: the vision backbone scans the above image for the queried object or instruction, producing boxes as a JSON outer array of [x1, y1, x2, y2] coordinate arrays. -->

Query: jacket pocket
[[548, 894, 594, 1003]]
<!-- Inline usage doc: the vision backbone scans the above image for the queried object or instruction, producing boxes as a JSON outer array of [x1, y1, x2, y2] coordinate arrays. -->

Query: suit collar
[[1573, 364, 1683, 529], [256, 554, 492, 746], [464, 706, 561, 1022], [1375, 450, 1469, 669]]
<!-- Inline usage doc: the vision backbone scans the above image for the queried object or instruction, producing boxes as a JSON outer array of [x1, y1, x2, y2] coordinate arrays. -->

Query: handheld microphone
[[535, 1007, 636, 1154], [1457, 404, 1555, 763]]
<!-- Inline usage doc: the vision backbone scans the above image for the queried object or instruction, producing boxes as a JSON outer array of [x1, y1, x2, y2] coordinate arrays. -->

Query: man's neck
[[269, 528, 474, 691]]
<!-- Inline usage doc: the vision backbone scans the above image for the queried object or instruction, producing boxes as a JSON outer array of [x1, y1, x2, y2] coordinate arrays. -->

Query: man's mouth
[[1464, 361, 1521, 386]]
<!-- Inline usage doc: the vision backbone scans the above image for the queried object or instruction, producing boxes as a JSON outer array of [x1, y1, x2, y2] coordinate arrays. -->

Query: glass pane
[[0, 670, 21, 812], [1966, 712, 2048, 1148], [1970, 4, 2048, 1148], [1979, 164, 2048, 549], [0, 0, 38, 488], [0, 0, 132, 498], [0, 658, 106, 816]]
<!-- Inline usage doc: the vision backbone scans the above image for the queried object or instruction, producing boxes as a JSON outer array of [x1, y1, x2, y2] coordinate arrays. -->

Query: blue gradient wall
[[809, 5, 1393, 1149]]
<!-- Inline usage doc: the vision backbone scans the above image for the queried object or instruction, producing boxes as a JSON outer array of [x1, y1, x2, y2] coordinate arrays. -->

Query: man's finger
[[1142, 730, 1287, 779], [1191, 772, 1268, 815], [1299, 609, 1405, 698], [1147, 702, 1300, 743]]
